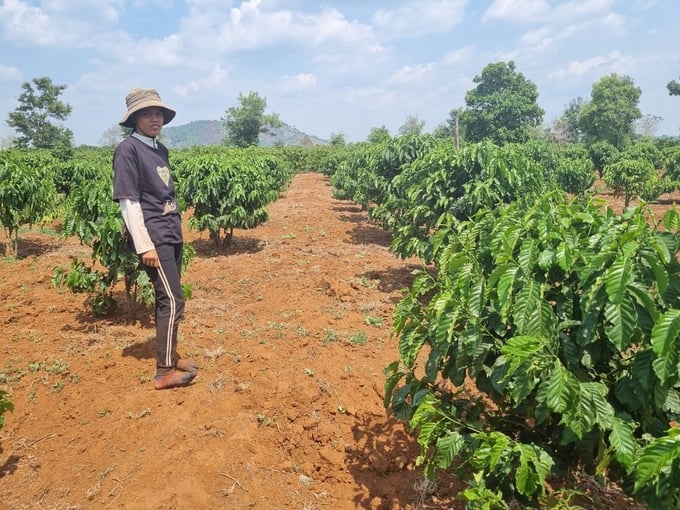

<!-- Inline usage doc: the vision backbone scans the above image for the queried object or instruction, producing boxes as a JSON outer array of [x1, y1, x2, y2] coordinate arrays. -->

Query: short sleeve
[[112, 139, 141, 202]]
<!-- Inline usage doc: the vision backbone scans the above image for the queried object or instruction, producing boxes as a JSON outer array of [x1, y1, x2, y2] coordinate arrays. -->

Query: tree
[[544, 118, 571, 145], [222, 91, 281, 148], [634, 114, 663, 139], [0, 135, 16, 149], [7, 76, 73, 151], [329, 132, 346, 147], [551, 96, 587, 143], [367, 125, 390, 144], [460, 61, 544, 145], [431, 123, 452, 140], [398, 115, 425, 136], [578, 74, 641, 149], [445, 108, 463, 148], [668, 76, 680, 96], [99, 126, 124, 148]]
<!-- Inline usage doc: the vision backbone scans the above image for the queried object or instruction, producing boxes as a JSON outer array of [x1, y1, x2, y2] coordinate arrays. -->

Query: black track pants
[[144, 243, 185, 371]]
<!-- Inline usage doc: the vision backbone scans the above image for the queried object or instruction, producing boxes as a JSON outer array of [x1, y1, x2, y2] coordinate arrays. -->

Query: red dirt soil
[[0, 173, 674, 509], [0, 173, 462, 510]]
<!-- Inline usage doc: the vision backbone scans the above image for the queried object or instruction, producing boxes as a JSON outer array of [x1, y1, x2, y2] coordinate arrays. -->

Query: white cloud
[[519, 27, 553, 51], [485, 0, 615, 24], [631, 0, 657, 8], [605, 51, 636, 75], [0, 65, 22, 81], [280, 73, 317, 92], [136, 34, 185, 66], [174, 64, 229, 96], [556, 14, 626, 43], [345, 87, 398, 110], [548, 51, 634, 80], [549, 56, 608, 79], [216, 1, 294, 49], [389, 63, 436, 85], [0, 0, 127, 46], [443, 45, 475, 65], [552, 0, 614, 20], [373, 0, 467, 39], [181, 3, 380, 54], [487, 48, 520, 63], [304, 9, 377, 47], [0, 0, 677, 144], [44, 0, 125, 22], [0, 0, 62, 45], [508, 10, 627, 72], [132, 0, 173, 9], [601, 12, 626, 34], [483, 0, 550, 23]]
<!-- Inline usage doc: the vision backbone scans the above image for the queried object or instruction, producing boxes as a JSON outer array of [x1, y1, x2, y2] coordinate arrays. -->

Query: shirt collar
[[132, 132, 157, 149]]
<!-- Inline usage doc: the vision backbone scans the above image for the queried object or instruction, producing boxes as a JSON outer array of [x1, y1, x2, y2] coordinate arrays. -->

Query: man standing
[[113, 88, 198, 390]]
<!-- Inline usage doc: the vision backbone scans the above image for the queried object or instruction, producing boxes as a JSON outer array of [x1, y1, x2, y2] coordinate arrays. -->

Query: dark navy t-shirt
[[112, 136, 182, 246]]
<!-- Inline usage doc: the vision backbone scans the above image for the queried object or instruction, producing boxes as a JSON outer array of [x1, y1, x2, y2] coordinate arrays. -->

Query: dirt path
[[0, 173, 459, 509]]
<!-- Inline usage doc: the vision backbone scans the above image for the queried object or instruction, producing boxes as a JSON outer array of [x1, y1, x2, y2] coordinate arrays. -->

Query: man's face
[[135, 107, 164, 138]]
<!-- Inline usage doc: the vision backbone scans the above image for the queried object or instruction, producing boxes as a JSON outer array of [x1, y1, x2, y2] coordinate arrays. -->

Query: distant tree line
[[4, 64, 680, 153]]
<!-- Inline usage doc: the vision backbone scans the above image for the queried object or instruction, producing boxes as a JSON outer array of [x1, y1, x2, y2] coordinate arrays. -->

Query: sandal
[[154, 368, 196, 390], [177, 358, 199, 372]]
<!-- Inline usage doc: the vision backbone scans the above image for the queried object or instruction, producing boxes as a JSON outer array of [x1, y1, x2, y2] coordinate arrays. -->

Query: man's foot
[[154, 369, 197, 390], [177, 358, 199, 372]]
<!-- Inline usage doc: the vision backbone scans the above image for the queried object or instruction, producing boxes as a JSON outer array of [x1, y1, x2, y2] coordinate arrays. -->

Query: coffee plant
[[385, 191, 680, 508], [55, 163, 145, 315], [588, 140, 619, 177], [331, 134, 438, 212], [173, 147, 283, 249], [554, 156, 595, 196], [54, 149, 198, 315], [0, 149, 57, 257], [372, 141, 552, 263], [603, 158, 655, 210]]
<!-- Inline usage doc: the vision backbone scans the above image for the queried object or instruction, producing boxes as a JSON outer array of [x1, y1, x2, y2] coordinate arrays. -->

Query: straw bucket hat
[[119, 88, 176, 128]]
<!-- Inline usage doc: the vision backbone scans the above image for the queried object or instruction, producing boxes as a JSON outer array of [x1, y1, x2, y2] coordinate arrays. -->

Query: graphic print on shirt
[[163, 200, 178, 216], [157, 165, 170, 186]]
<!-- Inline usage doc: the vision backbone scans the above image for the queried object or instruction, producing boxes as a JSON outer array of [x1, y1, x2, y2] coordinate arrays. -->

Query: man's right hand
[[141, 249, 160, 268]]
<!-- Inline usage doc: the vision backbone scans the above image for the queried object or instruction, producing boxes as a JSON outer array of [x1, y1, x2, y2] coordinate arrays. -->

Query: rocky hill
[[162, 120, 328, 148]]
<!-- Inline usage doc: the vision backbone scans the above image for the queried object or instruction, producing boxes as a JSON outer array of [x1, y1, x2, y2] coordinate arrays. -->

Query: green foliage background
[[330, 134, 680, 508], [2, 129, 680, 507]]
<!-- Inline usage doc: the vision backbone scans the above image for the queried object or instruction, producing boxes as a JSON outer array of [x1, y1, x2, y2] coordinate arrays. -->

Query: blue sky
[[0, 0, 678, 146]]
